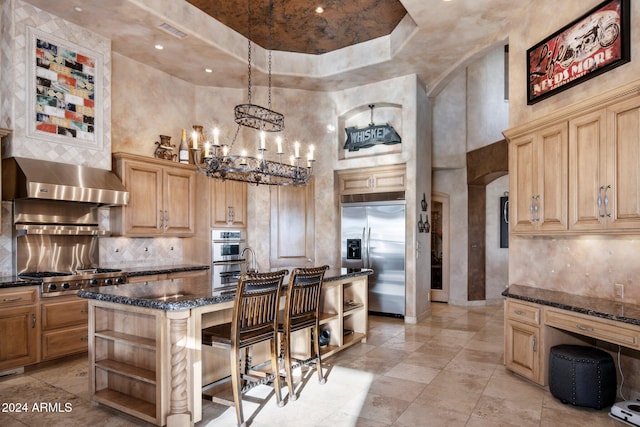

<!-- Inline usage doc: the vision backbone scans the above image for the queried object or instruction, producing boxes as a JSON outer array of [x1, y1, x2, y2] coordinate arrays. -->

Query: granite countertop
[[503, 284, 640, 327], [122, 264, 210, 277], [0, 265, 210, 290], [77, 268, 373, 311], [0, 276, 39, 289]]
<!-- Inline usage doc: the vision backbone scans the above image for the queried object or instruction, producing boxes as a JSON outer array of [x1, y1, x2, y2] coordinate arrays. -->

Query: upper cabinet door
[[111, 153, 196, 237], [210, 179, 247, 228], [123, 162, 164, 235], [606, 96, 640, 230], [164, 167, 195, 235], [509, 122, 568, 234], [569, 110, 607, 231]]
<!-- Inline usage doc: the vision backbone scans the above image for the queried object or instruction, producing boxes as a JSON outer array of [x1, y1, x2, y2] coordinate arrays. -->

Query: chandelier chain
[[268, 0, 273, 110], [246, 0, 252, 105]]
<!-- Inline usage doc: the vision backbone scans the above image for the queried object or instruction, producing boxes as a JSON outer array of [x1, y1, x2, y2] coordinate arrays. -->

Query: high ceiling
[[185, 0, 408, 55], [23, 0, 530, 93]]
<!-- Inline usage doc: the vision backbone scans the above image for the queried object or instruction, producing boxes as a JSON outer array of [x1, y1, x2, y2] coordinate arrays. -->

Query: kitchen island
[[77, 268, 371, 426]]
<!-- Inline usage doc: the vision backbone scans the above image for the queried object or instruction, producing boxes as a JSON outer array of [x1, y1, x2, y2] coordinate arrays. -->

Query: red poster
[[527, 0, 629, 104]]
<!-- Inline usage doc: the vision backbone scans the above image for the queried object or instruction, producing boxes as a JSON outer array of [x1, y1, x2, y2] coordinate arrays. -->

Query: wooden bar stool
[[202, 269, 288, 427], [278, 265, 329, 401]]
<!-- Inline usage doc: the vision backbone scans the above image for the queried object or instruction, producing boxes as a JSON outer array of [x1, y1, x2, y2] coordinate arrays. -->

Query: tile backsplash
[[99, 236, 184, 268]]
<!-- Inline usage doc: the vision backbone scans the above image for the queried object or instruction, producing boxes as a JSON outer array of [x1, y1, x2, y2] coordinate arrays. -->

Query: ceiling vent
[[157, 22, 188, 39]]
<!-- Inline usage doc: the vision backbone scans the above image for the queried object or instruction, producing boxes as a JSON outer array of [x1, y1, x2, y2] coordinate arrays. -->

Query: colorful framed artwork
[[527, 0, 630, 105], [27, 27, 103, 149]]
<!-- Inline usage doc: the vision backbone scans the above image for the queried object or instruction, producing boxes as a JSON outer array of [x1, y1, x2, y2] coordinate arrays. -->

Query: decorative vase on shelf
[[154, 135, 176, 161], [191, 125, 205, 164]]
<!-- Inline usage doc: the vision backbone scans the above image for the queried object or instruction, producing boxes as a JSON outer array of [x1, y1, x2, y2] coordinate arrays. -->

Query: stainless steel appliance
[[341, 201, 406, 317], [211, 229, 246, 290], [3, 157, 130, 297], [19, 268, 127, 298]]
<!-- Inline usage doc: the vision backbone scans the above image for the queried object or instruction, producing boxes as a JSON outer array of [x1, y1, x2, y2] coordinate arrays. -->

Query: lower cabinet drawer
[[506, 299, 540, 325], [42, 298, 88, 330], [545, 308, 640, 350], [41, 325, 88, 361]]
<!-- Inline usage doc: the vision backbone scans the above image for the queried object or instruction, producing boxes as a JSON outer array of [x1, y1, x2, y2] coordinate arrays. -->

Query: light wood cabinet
[[509, 122, 568, 234], [337, 164, 406, 196], [270, 180, 315, 268], [507, 90, 640, 235], [0, 287, 38, 372], [570, 97, 640, 231], [210, 179, 247, 228], [504, 299, 542, 384], [111, 153, 195, 237], [41, 296, 88, 361]]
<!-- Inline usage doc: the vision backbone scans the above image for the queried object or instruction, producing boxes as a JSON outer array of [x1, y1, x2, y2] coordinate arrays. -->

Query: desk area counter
[[503, 284, 640, 326], [503, 284, 640, 387]]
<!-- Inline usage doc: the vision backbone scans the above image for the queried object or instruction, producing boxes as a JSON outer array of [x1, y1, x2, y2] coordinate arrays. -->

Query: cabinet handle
[[227, 206, 235, 224], [159, 210, 164, 229], [31, 313, 36, 328], [530, 195, 541, 222], [164, 210, 169, 229], [513, 310, 527, 317], [529, 197, 534, 222], [603, 185, 611, 218], [597, 186, 604, 218], [2, 297, 22, 303], [575, 324, 594, 332], [80, 336, 88, 341], [531, 336, 537, 352], [80, 309, 88, 314]]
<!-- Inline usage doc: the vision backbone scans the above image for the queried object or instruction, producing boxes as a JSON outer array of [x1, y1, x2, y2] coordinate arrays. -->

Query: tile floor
[[0, 303, 623, 426]]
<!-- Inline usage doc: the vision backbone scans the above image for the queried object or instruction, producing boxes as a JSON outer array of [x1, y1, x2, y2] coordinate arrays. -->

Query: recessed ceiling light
[[74, 6, 82, 12], [154, 44, 164, 50], [205, 68, 213, 73], [315, 6, 324, 14]]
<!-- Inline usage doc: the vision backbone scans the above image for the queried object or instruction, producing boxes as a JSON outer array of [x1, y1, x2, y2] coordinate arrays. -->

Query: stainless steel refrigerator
[[341, 201, 406, 317]]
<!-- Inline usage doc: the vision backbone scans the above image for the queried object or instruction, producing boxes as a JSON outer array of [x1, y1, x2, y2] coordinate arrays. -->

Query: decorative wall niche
[[337, 102, 403, 160]]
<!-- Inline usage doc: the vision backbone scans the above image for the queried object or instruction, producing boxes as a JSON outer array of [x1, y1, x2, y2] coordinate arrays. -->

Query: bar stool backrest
[[234, 270, 288, 349], [284, 265, 329, 333]]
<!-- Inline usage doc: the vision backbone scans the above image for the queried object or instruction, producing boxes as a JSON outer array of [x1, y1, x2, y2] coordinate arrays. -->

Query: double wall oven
[[211, 229, 246, 290]]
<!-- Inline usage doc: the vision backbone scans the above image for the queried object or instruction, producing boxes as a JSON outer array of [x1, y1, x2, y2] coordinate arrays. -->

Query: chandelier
[[193, 0, 313, 186]]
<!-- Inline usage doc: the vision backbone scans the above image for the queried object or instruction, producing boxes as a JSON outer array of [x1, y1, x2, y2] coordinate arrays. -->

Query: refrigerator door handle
[[367, 227, 372, 269], [362, 227, 367, 267]]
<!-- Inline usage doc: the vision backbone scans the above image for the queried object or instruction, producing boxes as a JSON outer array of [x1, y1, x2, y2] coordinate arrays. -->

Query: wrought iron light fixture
[[194, 0, 313, 186]]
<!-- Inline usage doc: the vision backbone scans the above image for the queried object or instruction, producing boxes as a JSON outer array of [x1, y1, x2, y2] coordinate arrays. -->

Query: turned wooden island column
[[166, 310, 191, 427]]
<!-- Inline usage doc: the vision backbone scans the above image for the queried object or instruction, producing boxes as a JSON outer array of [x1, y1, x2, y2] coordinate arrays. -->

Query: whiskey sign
[[343, 105, 401, 152]]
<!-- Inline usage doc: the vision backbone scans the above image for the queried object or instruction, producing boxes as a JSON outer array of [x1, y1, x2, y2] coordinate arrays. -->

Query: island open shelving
[[89, 301, 166, 425], [318, 272, 369, 358]]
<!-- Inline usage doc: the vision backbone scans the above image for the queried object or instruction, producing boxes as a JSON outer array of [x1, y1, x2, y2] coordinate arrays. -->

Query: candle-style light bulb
[[290, 155, 295, 166], [294, 141, 300, 158], [308, 144, 315, 161], [260, 131, 266, 150], [204, 141, 211, 157], [192, 130, 198, 149], [213, 128, 220, 146], [276, 136, 283, 154], [222, 145, 229, 156]]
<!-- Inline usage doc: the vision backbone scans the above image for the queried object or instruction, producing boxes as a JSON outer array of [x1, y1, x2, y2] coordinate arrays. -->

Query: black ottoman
[[549, 344, 616, 409]]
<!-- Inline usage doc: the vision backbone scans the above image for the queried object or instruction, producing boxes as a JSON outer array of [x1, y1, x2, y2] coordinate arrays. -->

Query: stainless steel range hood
[[3, 157, 128, 205]]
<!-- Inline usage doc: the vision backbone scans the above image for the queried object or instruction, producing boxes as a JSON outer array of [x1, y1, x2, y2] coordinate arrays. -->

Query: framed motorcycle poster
[[527, 0, 630, 105]]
